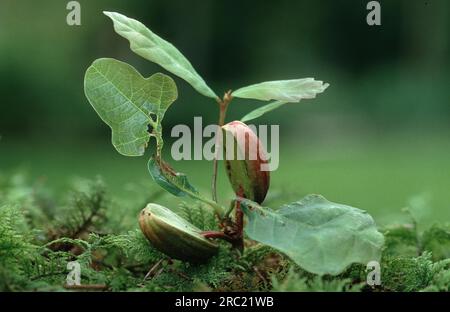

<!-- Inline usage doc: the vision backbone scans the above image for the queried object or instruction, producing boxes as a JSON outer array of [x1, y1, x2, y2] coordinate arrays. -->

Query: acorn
[[222, 121, 270, 204], [138, 203, 219, 263]]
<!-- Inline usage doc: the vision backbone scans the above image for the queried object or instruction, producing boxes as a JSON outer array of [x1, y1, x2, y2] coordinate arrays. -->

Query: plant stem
[[224, 199, 236, 218], [211, 91, 232, 203], [201, 230, 234, 243], [234, 192, 244, 253]]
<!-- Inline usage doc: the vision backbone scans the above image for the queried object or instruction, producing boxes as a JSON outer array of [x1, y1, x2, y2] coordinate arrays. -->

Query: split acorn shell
[[222, 121, 270, 204], [139, 203, 219, 263]]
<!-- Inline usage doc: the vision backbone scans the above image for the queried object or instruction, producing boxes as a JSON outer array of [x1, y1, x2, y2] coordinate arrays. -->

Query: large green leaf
[[241, 100, 287, 122], [84, 58, 177, 156], [148, 157, 224, 215], [232, 78, 329, 102], [104, 11, 217, 100], [241, 194, 384, 275]]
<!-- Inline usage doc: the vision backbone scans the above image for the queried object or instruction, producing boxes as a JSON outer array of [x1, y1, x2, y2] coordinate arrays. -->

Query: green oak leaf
[[84, 58, 177, 156], [241, 100, 287, 122], [233, 78, 329, 102], [104, 11, 217, 100], [241, 194, 384, 275], [148, 157, 224, 215]]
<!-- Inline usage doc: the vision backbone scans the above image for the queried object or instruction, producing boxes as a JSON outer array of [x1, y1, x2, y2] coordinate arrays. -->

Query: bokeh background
[[1, 0, 449, 226]]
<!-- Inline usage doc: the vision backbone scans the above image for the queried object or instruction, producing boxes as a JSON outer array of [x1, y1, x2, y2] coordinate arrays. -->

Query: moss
[[383, 224, 419, 258], [271, 269, 362, 292], [422, 225, 450, 261], [422, 259, 450, 292], [1, 173, 450, 292], [381, 253, 433, 291]]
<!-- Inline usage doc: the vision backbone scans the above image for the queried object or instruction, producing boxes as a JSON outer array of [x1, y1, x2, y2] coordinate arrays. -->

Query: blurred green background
[[0, 0, 449, 225]]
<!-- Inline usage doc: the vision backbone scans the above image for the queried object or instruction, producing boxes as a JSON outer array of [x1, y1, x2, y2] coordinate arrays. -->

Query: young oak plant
[[84, 11, 384, 275]]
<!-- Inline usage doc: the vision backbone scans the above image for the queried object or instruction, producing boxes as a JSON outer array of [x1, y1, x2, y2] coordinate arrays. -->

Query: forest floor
[[1, 133, 450, 291]]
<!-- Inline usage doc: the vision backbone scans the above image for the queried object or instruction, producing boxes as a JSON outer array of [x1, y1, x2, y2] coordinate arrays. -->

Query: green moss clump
[[421, 225, 450, 261], [422, 259, 450, 292], [383, 225, 419, 258], [381, 253, 433, 292]]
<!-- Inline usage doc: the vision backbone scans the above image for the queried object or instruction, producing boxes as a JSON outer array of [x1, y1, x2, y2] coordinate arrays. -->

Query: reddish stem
[[201, 230, 234, 243], [234, 189, 245, 252], [235, 200, 243, 237]]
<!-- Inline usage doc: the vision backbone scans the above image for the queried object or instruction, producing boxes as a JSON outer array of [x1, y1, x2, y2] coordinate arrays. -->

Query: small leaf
[[241, 100, 287, 122], [84, 58, 177, 156], [147, 157, 199, 198], [148, 157, 224, 215], [241, 194, 384, 276], [232, 78, 329, 102], [104, 11, 217, 100]]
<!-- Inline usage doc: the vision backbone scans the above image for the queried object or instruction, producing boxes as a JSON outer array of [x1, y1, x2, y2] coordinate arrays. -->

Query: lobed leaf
[[84, 58, 177, 156], [104, 11, 217, 100], [241, 194, 384, 276], [233, 78, 329, 102]]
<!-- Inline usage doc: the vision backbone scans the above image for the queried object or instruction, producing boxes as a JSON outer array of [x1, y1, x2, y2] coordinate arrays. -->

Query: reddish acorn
[[222, 121, 270, 204]]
